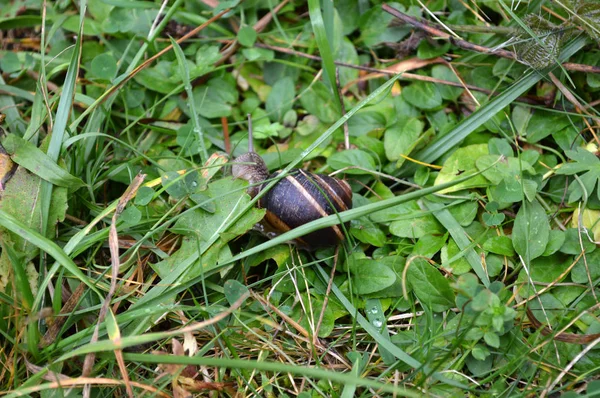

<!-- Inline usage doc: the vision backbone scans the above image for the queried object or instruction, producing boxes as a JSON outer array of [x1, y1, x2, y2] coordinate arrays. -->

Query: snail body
[[232, 151, 353, 249]]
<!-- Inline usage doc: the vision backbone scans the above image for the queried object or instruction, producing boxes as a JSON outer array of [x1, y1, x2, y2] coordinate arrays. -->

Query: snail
[[231, 116, 353, 249]]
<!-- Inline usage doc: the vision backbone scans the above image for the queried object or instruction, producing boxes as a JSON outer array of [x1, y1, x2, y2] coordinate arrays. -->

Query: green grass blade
[[38, 3, 85, 240], [308, 0, 341, 110], [1, 242, 34, 310], [0, 209, 101, 297], [171, 37, 208, 162], [0, 76, 27, 135], [1, 134, 86, 188], [426, 200, 490, 286]]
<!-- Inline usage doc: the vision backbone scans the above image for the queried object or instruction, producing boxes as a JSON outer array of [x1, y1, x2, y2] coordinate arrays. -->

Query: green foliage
[[0, 0, 599, 396]]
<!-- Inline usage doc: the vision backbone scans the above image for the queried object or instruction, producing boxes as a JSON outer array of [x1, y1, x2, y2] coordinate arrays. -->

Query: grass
[[1, 0, 600, 397]]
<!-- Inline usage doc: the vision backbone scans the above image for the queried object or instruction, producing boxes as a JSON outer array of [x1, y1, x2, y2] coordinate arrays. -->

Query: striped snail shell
[[231, 151, 353, 249]]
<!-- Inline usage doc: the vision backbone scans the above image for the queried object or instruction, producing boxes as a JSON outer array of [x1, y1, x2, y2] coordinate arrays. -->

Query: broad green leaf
[[402, 81, 443, 110], [327, 149, 376, 174], [90, 53, 117, 81], [559, 227, 596, 255], [369, 200, 419, 224], [571, 250, 600, 284], [224, 280, 249, 306], [554, 148, 600, 202], [413, 233, 447, 258], [335, 0, 360, 34], [102, 7, 136, 33], [465, 354, 493, 377], [482, 212, 505, 227], [526, 109, 578, 143], [517, 256, 571, 296], [389, 214, 443, 239], [266, 76, 295, 123], [241, 48, 275, 61], [350, 219, 387, 247], [195, 45, 221, 75], [448, 201, 478, 226], [237, 26, 257, 47], [350, 258, 397, 295], [431, 64, 463, 101], [512, 199, 549, 261], [542, 230, 565, 256], [337, 38, 360, 89], [443, 239, 472, 274], [192, 77, 237, 118], [0, 241, 34, 308], [476, 155, 535, 185], [417, 40, 450, 59], [0, 52, 21, 74], [483, 332, 500, 348], [384, 118, 423, 164], [407, 257, 454, 312], [0, 165, 67, 269], [150, 237, 233, 283], [428, 200, 489, 286], [0, 208, 98, 296], [364, 298, 395, 365], [358, 4, 410, 46], [348, 110, 387, 136], [292, 293, 337, 338], [299, 81, 340, 123], [489, 177, 537, 204], [134, 61, 180, 94], [365, 256, 407, 298], [528, 293, 565, 324], [483, 236, 515, 257], [135, 186, 154, 206], [0, 134, 85, 189]]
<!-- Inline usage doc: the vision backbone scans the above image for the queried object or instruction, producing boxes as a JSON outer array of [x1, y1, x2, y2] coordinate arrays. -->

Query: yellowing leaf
[[571, 207, 600, 242], [435, 144, 489, 193]]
